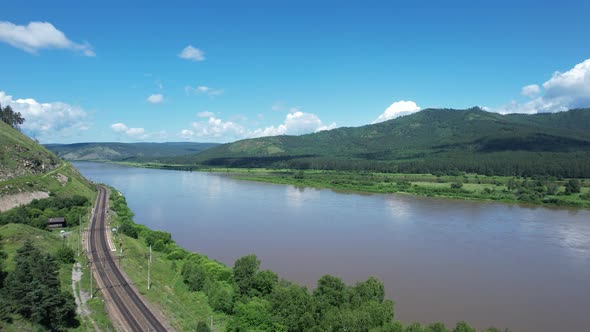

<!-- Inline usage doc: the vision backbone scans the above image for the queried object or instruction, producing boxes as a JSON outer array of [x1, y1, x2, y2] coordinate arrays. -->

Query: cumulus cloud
[[0, 90, 89, 140], [521, 84, 540, 98], [251, 111, 336, 137], [179, 45, 205, 61], [0, 21, 94, 56], [498, 58, 590, 114], [147, 94, 164, 104], [182, 116, 246, 140], [373, 100, 421, 123], [179, 111, 336, 141], [110, 123, 156, 140], [185, 85, 223, 97]]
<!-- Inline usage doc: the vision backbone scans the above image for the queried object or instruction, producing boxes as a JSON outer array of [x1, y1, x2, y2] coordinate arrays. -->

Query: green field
[[208, 168, 590, 208]]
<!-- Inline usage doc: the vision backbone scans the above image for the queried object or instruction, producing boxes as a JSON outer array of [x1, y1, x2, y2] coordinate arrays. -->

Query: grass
[[112, 228, 230, 330], [0, 222, 114, 332]]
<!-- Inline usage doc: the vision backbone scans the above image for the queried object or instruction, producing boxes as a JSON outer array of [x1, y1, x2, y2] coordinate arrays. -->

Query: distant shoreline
[[71, 160, 590, 209]]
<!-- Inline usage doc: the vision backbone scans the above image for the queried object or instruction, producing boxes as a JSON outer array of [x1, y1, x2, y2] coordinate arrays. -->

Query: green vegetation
[[0, 195, 90, 229], [1, 240, 78, 331], [108, 187, 506, 331], [0, 114, 111, 331], [170, 108, 590, 178], [0, 104, 24, 130], [185, 168, 590, 208], [45, 142, 219, 163]]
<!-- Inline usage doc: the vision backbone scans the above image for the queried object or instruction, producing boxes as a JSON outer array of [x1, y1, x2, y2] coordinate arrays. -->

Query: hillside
[[0, 121, 95, 211], [45, 142, 219, 162], [179, 108, 590, 177]]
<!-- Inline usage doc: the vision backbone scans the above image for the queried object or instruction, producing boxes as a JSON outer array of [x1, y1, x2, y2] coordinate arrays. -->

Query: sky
[[1, 0, 589, 143]]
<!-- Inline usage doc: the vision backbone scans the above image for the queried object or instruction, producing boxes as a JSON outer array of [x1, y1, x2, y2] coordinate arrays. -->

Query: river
[[73, 162, 590, 332]]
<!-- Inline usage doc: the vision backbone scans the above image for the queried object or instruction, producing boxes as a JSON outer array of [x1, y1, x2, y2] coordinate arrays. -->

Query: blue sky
[[1, 0, 589, 143]]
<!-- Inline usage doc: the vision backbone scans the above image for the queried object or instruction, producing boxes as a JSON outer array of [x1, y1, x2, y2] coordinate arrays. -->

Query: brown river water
[[74, 162, 590, 332]]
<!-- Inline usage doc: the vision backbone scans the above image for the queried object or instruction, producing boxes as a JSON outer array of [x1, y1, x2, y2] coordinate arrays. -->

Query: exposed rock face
[[0, 144, 60, 181], [0, 191, 50, 212]]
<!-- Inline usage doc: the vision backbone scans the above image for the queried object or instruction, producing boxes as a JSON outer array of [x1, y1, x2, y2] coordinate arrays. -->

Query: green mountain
[[45, 142, 219, 162], [179, 107, 590, 177]]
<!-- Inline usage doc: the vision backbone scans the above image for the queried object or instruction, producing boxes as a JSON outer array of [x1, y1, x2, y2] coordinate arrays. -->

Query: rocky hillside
[[0, 121, 61, 181], [0, 121, 95, 211]]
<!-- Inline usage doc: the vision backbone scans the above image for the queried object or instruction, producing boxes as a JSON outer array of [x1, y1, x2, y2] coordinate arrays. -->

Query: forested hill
[[45, 141, 219, 162], [180, 107, 590, 177]]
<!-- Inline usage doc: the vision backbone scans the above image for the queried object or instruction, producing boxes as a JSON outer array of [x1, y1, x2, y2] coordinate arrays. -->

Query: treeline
[[200, 151, 590, 178], [0, 103, 24, 130], [0, 195, 90, 229], [0, 239, 78, 331], [110, 189, 505, 332]]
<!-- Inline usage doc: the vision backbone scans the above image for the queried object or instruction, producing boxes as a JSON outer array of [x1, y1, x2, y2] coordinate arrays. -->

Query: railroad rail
[[88, 186, 167, 331]]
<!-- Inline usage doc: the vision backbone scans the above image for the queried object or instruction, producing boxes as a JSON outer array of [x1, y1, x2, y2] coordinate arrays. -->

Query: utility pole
[[90, 263, 93, 299], [210, 315, 213, 332], [148, 245, 152, 290], [78, 216, 81, 256]]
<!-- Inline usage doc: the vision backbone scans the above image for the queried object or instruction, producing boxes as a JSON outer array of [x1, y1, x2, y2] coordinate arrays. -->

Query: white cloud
[[373, 100, 421, 123], [185, 85, 223, 97], [179, 45, 205, 61], [179, 129, 195, 139], [179, 111, 336, 141], [110, 123, 151, 140], [197, 111, 214, 117], [110, 123, 128, 133], [521, 84, 540, 98], [194, 117, 246, 137], [251, 111, 336, 138], [147, 94, 164, 104], [498, 58, 590, 114], [0, 90, 89, 140], [0, 21, 94, 56]]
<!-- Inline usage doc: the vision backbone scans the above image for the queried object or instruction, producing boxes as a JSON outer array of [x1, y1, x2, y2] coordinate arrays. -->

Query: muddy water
[[74, 162, 590, 332]]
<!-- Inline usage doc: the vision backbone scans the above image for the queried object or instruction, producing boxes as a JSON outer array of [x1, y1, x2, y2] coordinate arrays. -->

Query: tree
[[227, 297, 276, 332], [313, 275, 348, 314], [233, 254, 260, 296], [427, 322, 449, 332], [4, 241, 77, 330], [254, 269, 278, 296], [564, 179, 581, 194], [450, 182, 463, 190], [452, 321, 475, 332], [207, 281, 234, 313], [181, 259, 208, 291], [270, 282, 314, 331], [0, 104, 24, 130]]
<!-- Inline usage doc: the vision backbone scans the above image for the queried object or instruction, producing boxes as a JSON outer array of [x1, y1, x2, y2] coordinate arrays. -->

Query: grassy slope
[[0, 121, 95, 199]]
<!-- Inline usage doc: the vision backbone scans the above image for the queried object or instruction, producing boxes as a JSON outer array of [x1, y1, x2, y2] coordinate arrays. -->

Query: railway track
[[88, 186, 167, 331]]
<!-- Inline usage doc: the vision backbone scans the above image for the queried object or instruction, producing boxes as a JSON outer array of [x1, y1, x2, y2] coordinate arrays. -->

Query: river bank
[[113, 161, 590, 209]]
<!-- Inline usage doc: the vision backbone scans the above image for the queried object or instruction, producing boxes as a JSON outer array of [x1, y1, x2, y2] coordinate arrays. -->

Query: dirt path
[[72, 262, 101, 331]]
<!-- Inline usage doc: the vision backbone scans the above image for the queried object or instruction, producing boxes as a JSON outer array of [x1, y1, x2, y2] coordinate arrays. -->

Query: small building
[[47, 217, 66, 229]]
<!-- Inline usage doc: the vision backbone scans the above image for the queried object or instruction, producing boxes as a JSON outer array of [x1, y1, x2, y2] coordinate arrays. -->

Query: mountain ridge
[[171, 107, 590, 177]]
